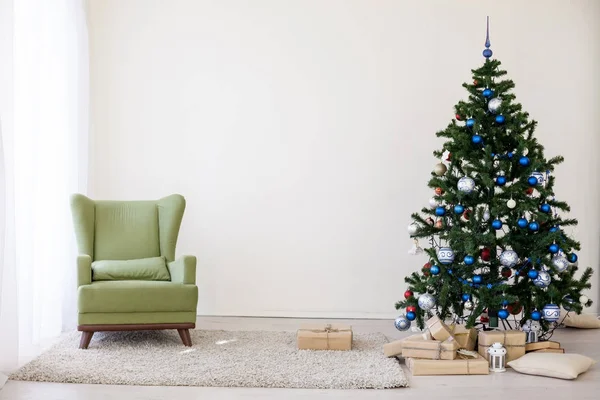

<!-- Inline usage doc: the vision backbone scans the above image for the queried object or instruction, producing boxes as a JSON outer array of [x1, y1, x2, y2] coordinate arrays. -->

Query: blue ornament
[[466, 118, 475, 127], [527, 269, 539, 279], [496, 176, 506, 186], [483, 48, 493, 58], [435, 206, 446, 216], [549, 244, 559, 254], [462, 293, 471, 302], [568, 253, 578, 263], [543, 304, 561, 322], [487, 283, 493, 289], [502, 299, 509, 306], [495, 115, 505, 124], [491, 152, 496, 157], [550, 226, 559, 233], [540, 204, 551, 213], [498, 309, 509, 319], [492, 219, 503, 230], [406, 311, 416, 321], [472, 135, 483, 145], [531, 310, 542, 321], [430, 265, 440, 275], [473, 275, 483, 284], [454, 204, 465, 214], [464, 255, 475, 265], [507, 152, 514, 158], [517, 217, 528, 228], [519, 156, 530, 166], [448, 269, 453, 274], [482, 89, 493, 98], [528, 221, 539, 231], [527, 176, 538, 186], [562, 296, 574, 311], [394, 315, 411, 331]]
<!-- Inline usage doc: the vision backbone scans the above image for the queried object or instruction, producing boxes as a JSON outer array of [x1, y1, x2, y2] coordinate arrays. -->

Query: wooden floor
[[1, 316, 599, 400]]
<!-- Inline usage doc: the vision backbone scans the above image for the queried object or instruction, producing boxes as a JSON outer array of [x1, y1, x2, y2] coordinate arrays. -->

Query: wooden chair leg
[[79, 331, 94, 349], [177, 328, 192, 346]]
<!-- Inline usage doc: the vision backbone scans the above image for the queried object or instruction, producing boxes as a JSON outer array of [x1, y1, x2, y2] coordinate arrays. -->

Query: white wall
[[88, 0, 600, 318]]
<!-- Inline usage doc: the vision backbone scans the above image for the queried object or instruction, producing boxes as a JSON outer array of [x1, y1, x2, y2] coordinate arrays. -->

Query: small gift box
[[297, 324, 352, 350], [449, 324, 478, 351], [425, 315, 454, 342], [525, 340, 561, 352], [477, 330, 526, 362], [383, 332, 432, 357], [406, 352, 489, 376], [401, 336, 459, 360]]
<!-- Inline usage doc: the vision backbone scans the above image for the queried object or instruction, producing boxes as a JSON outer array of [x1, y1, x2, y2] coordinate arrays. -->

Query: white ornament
[[437, 247, 455, 265], [488, 98, 502, 114], [499, 250, 518, 268], [408, 239, 423, 255], [394, 315, 411, 331], [487, 342, 507, 372], [551, 255, 569, 272], [533, 271, 551, 288], [457, 177, 476, 194], [464, 300, 474, 310], [507, 199, 516, 209], [417, 293, 436, 311], [434, 163, 448, 176], [542, 304, 561, 322], [483, 209, 491, 221], [579, 295, 589, 305], [429, 197, 440, 209]]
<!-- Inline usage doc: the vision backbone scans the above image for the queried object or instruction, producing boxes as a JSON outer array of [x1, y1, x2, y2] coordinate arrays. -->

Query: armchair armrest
[[168, 255, 197, 284], [77, 254, 92, 286]]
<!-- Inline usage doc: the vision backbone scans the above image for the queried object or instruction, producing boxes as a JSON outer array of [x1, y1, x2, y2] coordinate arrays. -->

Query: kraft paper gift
[[383, 332, 432, 357], [297, 324, 352, 350], [401, 337, 459, 360], [406, 352, 489, 376], [478, 330, 526, 362], [425, 315, 454, 342], [449, 324, 478, 351], [525, 340, 561, 352]]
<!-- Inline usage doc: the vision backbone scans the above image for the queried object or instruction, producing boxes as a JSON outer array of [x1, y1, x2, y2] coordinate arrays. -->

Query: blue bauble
[[472, 135, 483, 144], [483, 48, 493, 58], [462, 293, 471, 302], [448, 269, 453, 274], [430, 265, 440, 275], [454, 204, 465, 214], [528, 176, 538, 186], [508, 152, 514, 158], [549, 244, 559, 254], [435, 206, 446, 216], [482, 89, 493, 98], [527, 269, 539, 279], [517, 217, 528, 228], [487, 283, 493, 289], [543, 304, 561, 322], [562, 296, 574, 311], [502, 299, 510, 306], [540, 204, 551, 213], [519, 156, 530, 166], [464, 255, 475, 265], [495, 115, 505, 124], [466, 119, 475, 127], [531, 310, 542, 321], [568, 253, 578, 263], [406, 311, 416, 321], [473, 275, 483, 284], [550, 226, 559, 233], [528, 221, 540, 231], [496, 176, 506, 186], [498, 309, 509, 319], [492, 219, 503, 230]]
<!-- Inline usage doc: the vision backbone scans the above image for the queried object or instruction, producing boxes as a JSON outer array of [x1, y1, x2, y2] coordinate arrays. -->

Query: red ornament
[[422, 262, 432, 276], [507, 302, 523, 315], [480, 248, 491, 262], [462, 209, 471, 220], [446, 152, 452, 161], [525, 187, 534, 195], [406, 305, 417, 313], [480, 315, 489, 323], [501, 267, 512, 278], [473, 79, 479, 86], [455, 114, 462, 121], [517, 267, 527, 277], [404, 290, 414, 299], [435, 187, 444, 196]]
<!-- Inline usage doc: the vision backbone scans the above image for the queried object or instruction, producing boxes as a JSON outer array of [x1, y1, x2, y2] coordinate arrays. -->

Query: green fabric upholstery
[[70, 194, 197, 327], [92, 256, 171, 281]]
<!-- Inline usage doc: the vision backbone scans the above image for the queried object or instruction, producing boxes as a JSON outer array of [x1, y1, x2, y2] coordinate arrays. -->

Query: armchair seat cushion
[[78, 281, 198, 314], [92, 256, 171, 281]]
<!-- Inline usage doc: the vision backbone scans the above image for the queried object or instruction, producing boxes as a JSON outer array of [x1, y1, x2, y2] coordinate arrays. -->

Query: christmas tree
[[395, 18, 593, 338]]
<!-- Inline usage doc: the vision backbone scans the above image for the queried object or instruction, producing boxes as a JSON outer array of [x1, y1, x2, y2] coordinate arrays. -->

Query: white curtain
[[0, 0, 89, 385]]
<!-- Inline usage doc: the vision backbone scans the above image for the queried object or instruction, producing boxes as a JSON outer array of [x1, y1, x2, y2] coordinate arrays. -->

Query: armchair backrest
[[70, 194, 186, 262]]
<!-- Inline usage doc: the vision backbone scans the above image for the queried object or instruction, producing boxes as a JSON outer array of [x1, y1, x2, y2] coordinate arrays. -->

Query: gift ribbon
[[403, 342, 455, 360], [303, 325, 351, 350]]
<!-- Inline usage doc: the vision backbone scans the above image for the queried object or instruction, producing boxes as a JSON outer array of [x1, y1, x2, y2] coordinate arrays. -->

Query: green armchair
[[70, 194, 198, 349]]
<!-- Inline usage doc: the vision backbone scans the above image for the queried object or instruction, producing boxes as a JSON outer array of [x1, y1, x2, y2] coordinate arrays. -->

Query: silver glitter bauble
[[464, 300, 474, 310], [434, 163, 448, 176], [488, 98, 502, 114], [457, 177, 476, 194], [551, 255, 569, 272], [429, 197, 440, 209], [499, 250, 518, 268], [533, 271, 551, 288], [418, 293, 436, 311], [394, 315, 411, 331]]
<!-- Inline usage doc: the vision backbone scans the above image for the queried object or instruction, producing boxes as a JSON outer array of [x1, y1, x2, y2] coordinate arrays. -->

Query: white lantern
[[487, 342, 507, 372], [522, 319, 541, 344]]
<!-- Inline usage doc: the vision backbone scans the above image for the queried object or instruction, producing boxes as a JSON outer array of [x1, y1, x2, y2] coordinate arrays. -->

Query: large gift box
[[449, 324, 478, 351], [477, 330, 526, 362], [384, 332, 431, 357], [401, 336, 459, 360], [297, 324, 352, 350], [406, 352, 489, 376], [425, 315, 454, 341]]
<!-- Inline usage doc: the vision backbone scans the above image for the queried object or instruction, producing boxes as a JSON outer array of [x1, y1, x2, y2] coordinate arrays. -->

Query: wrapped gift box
[[533, 348, 565, 354], [297, 324, 352, 350], [383, 332, 431, 357], [477, 330, 526, 362], [525, 340, 560, 352], [425, 315, 454, 342], [406, 353, 489, 376], [401, 337, 459, 360], [449, 324, 478, 351]]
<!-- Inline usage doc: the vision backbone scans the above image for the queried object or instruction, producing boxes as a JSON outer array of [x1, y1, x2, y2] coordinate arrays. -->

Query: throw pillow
[[92, 256, 171, 281], [561, 310, 600, 329], [507, 353, 596, 380]]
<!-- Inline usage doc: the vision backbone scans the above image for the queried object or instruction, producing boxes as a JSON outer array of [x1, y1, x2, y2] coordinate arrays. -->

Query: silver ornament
[[542, 304, 561, 322], [562, 296, 574, 311], [429, 197, 440, 209], [457, 177, 476, 194], [499, 250, 518, 268], [417, 293, 436, 311], [531, 171, 545, 185], [533, 271, 551, 288], [437, 247, 455, 265], [394, 315, 411, 331], [579, 295, 589, 305], [464, 300, 474, 310], [488, 98, 502, 114], [408, 223, 419, 235], [483, 209, 491, 221], [434, 163, 448, 176], [507, 199, 516, 209], [551, 255, 569, 272]]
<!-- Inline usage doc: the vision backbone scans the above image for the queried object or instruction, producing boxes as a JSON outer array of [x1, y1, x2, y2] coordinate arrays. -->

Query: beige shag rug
[[10, 329, 408, 389]]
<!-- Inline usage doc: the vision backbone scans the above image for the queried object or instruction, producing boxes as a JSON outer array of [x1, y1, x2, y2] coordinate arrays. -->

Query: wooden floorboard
[[1, 316, 599, 399]]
